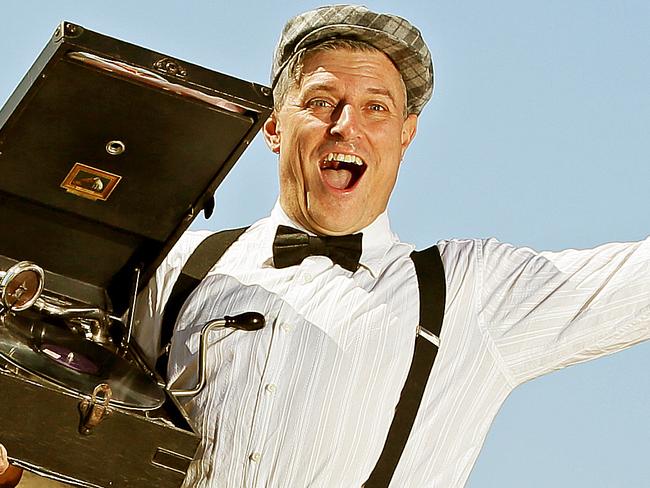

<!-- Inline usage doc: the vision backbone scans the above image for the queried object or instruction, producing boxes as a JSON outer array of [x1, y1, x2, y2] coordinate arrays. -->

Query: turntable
[[0, 22, 272, 487]]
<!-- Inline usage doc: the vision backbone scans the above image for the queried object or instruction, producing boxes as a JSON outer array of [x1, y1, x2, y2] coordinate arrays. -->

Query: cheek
[[287, 139, 319, 185], [375, 169, 398, 199], [371, 154, 401, 200], [278, 147, 310, 197]]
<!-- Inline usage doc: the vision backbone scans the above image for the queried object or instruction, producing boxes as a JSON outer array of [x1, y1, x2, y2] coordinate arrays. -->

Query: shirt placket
[[242, 261, 323, 486]]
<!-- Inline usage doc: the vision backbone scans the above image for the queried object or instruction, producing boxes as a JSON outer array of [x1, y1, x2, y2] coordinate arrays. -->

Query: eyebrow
[[365, 87, 398, 106], [300, 81, 339, 96], [300, 83, 399, 106]]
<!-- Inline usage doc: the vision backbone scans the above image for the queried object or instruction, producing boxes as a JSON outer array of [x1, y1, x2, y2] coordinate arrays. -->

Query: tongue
[[322, 168, 352, 190]]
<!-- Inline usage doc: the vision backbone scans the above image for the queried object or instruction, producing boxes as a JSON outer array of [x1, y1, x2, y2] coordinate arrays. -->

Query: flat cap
[[271, 4, 434, 115]]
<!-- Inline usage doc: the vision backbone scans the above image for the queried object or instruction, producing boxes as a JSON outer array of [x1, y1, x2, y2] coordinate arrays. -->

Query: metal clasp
[[417, 325, 440, 347], [78, 383, 112, 435]]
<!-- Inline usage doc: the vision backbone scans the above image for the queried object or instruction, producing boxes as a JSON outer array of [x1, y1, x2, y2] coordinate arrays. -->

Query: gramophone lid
[[0, 22, 273, 315]]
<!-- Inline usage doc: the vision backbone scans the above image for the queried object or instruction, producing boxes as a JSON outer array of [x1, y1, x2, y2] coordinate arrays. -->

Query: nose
[[329, 104, 360, 139]]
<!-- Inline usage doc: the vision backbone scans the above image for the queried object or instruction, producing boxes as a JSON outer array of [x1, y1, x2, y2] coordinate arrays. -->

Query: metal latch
[[78, 383, 112, 435]]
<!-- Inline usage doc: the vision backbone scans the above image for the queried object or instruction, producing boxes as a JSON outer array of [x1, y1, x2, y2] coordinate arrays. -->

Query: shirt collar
[[267, 201, 397, 278]]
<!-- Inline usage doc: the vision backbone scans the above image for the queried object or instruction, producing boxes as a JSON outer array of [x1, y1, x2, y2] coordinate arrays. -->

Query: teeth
[[325, 153, 364, 166]]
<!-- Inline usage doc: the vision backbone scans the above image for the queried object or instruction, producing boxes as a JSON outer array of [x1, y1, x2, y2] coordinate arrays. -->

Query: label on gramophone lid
[[60, 163, 122, 201]]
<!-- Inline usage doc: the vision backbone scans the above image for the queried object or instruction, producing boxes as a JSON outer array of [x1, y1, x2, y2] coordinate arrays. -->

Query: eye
[[308, 98, 334, 109], [368, 103, 388, 112]]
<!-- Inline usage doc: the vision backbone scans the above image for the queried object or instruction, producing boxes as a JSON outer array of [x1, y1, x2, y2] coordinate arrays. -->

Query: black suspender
[[158, 231, 446, 487], [155, 227, 248, 375], [364, 245, 446, 487]]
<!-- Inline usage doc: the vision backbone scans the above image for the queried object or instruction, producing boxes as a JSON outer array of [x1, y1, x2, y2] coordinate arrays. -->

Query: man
[[1, 4, 648, 488], [145, 5, 650, 487]]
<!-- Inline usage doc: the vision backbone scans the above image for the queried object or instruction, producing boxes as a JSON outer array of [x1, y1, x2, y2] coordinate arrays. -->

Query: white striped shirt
[[135, 202, 650, 487]]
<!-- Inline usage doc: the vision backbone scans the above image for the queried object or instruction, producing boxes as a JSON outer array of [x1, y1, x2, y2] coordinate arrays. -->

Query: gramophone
[[0, 22, 272, 487]]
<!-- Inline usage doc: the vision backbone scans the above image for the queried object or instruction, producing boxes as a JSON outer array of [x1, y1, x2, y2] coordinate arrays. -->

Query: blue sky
[[1, 1, 648, 486]]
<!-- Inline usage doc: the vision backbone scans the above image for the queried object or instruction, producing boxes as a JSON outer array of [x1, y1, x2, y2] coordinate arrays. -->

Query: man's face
[[264, 48, 418, 235]]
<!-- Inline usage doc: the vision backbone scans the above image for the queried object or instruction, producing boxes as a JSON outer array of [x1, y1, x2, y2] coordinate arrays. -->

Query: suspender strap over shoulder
[[156, 227, 248, 376], [364, 245, 446, 487]]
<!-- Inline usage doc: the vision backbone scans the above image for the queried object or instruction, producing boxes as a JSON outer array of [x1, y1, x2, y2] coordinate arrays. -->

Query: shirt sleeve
[[478, 237, 650, 385], [132, 230, 213, 366]]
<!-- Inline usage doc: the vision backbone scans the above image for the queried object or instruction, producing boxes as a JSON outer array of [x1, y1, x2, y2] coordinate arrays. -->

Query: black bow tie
[[272, 225, 363, 272]]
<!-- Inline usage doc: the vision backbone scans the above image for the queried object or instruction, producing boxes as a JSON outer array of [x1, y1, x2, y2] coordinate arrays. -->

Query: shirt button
[[249, 452, 261, 463], [280, 323, 293, 333], [265, 383, 277, 393], [302, 272, 313, 283]]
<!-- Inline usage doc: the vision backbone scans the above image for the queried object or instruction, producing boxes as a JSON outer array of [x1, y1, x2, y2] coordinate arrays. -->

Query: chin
[[306, 205, 366, 234], [295, 198, 369, 235], [310, 217, 366, 236]]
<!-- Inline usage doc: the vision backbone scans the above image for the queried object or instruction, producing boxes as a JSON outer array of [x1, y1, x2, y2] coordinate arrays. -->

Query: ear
[[262, 112, 281, 154], [400, 114, 418, 159]]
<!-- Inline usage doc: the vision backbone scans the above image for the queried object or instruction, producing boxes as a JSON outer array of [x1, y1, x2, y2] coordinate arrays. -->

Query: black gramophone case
[[0, 22, 272, 487]]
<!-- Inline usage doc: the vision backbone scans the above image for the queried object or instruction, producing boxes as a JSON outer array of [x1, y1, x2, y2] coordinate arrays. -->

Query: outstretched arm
[[478, 238, 650, 384]]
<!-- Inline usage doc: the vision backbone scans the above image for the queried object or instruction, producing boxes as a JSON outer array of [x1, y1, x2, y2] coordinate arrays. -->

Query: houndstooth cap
[[271, 4, 434, 115]]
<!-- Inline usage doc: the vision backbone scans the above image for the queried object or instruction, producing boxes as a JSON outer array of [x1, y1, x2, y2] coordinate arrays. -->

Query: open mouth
[[320, 153, 367, 191]]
